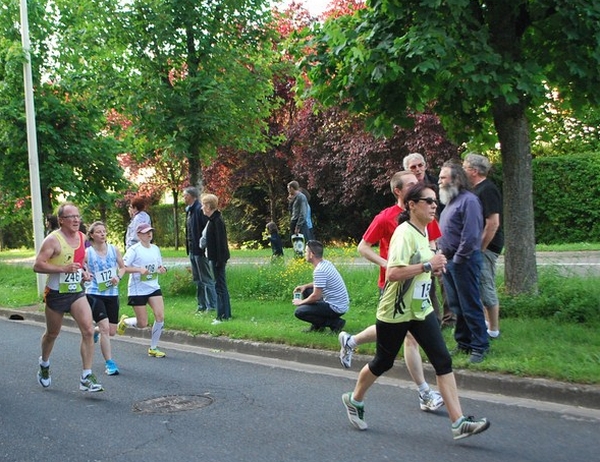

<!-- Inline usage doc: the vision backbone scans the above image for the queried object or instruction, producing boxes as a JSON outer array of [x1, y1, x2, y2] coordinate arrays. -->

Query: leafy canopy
[[302, 0, 600, 145]]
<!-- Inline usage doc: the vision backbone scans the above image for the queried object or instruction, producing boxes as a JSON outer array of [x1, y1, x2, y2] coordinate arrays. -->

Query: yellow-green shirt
[[376, 222, 434, 323], [46, 230, 85, 293]]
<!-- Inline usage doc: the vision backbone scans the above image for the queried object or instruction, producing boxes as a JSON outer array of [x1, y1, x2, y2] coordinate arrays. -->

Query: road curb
[[4, 307, 600, 410]]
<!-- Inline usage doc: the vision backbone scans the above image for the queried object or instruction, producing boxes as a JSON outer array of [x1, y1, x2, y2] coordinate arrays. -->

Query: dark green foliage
[[0, 214, 32, 250], [533, 153, 600, 244], [147, 204, 185, 249], [479, 152, 600, 245], [499, 268, 600, 325], [167, 267, 196, 297]]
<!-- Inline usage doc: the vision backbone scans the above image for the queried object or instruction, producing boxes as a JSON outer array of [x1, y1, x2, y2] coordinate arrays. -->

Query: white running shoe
[[338, 331, 354, 369], [419, 389, 444, 411]]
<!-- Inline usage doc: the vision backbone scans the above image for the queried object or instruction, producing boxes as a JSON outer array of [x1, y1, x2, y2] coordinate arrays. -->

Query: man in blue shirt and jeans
[[437, 161, 489, 363]]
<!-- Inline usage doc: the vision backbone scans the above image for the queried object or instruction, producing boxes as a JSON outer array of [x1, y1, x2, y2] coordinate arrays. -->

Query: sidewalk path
[[162, 250, 600, 275], [6, 250, 600, 273]]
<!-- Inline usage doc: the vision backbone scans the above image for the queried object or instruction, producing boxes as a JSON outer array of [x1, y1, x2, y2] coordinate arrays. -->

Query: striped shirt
[[313, 259, 349, 314]]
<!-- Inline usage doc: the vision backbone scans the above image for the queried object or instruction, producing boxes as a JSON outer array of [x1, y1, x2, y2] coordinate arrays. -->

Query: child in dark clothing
[[266, 222, 284, 258]]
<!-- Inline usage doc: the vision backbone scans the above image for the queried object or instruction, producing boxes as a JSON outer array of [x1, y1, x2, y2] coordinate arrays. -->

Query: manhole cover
[[133, 394, 213, 414]]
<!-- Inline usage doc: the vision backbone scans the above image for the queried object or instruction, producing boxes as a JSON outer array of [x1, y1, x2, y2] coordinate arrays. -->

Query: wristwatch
[[422, 262, 433, 273]]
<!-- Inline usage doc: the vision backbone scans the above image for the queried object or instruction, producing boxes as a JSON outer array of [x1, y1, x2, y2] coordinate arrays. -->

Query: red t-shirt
[[362, 204, 442, 289]]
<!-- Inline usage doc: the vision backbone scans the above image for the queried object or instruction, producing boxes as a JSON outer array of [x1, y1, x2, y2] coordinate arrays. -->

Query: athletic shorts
[[128, 289, 162, 307], [44, 288, 86, 314], [87, 294, 120, 324]]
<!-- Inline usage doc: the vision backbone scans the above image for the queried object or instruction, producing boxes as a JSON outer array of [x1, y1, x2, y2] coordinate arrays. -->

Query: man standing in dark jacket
[[183, 187, 217, 314], [201, 193, 231, 324], [438, 162, 489, 364]]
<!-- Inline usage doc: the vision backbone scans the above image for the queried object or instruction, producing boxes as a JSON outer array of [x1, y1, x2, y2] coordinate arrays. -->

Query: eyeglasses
[[416, 197, 438, 206], [61, 215, 81, 220], [409, 163, 425, 170]]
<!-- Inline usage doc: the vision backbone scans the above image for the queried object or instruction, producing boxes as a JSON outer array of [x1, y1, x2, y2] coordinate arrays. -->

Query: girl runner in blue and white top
[[85, 221, 126, 375]]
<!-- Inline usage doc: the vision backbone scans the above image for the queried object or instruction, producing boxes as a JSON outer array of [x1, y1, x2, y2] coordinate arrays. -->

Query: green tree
[[302, 0, 600, 294], [0, 0, 128, 217], [115, 0, 278, 190], [532, 92, 600, 157], [205, 2, 458, 245]]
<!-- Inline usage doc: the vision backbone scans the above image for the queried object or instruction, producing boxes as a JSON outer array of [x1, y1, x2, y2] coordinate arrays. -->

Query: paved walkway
[[6, 250, 600, 267], [144, 250, 600, 275]]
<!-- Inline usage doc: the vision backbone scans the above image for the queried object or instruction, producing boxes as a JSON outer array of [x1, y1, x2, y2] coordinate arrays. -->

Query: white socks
[[417, 382, 430, 395], [347, 336, 358, 349], [151, 321, 164, 349], [350, 393, 364, 407]]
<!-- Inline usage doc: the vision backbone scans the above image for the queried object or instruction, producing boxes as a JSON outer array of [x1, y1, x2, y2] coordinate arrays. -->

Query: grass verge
[[1, 248, 599, 384]]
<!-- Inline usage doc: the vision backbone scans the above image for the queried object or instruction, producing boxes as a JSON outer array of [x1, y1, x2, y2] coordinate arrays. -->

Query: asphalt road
[[1, 317, 599, 462]]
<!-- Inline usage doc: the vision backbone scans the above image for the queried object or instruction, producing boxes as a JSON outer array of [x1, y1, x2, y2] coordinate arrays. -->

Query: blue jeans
[[442, 250, 489, 352], [211, 261, 231, 320], [190, 254, 217, 311]]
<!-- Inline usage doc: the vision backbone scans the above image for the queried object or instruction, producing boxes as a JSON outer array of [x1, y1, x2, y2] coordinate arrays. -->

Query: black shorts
[[128, 289, 162, 307], [87, 294, 120, 324], [44, 288, 86, 313]]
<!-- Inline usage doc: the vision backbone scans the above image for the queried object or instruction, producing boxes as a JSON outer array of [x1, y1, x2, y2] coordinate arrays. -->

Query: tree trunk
[[188, 154, 203, 191], [187, 140, 207, 196], [172, 189, 180, 250], [493, 98, 538, 294]]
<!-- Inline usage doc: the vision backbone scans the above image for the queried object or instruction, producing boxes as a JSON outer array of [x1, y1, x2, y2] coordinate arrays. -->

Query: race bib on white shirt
[[144, 261, 159, 281], [59, 269, 83, 293], [95, 266, 118, 291]]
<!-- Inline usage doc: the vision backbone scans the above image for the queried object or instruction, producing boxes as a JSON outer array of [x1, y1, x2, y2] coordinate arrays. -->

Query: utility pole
[[20, 0, 45, 296]]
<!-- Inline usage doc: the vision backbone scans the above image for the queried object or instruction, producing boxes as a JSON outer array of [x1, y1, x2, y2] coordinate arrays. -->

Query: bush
[[533, 153, 600, 244], [499, 268, 600, 325], [4, 151, 600, 250], [471, 152, 600, 245]]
